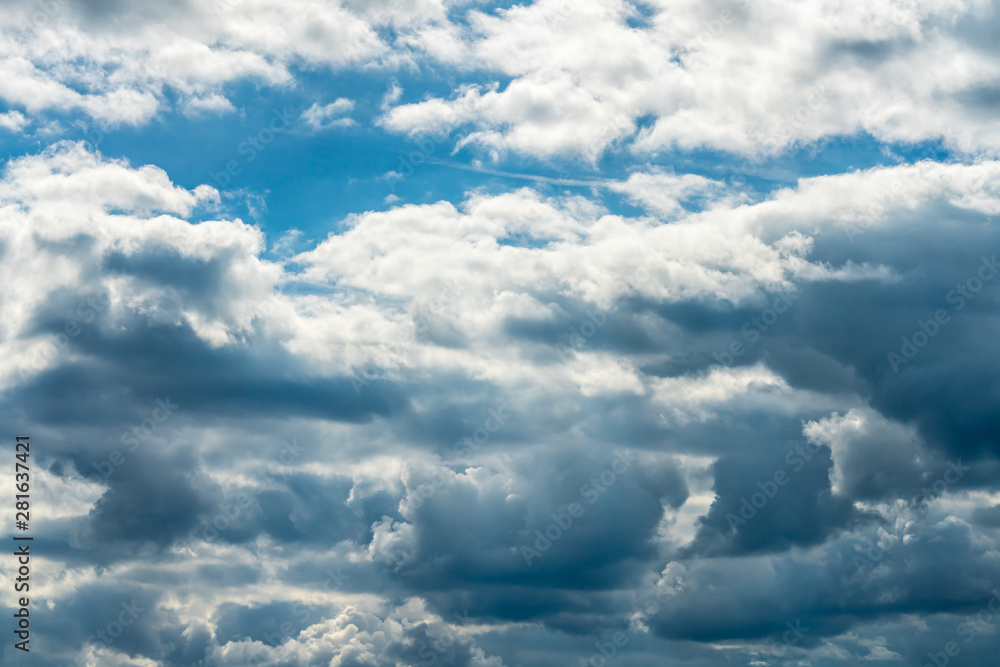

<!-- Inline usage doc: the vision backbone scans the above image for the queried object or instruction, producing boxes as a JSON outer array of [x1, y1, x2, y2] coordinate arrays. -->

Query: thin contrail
[[423, 157, 613, 189]]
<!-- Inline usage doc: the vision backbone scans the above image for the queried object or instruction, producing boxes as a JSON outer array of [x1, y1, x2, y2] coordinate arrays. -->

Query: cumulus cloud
[[0, 0, 441, 126], [300, 98, 357, 131], [0, 142, 995, 662], [3, 0, 997, 160], [380, 0, 1000, 159], [2, 8, 1000, 662]]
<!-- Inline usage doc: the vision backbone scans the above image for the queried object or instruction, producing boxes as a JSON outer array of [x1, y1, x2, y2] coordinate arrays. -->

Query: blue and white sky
[[2, 1, 1000, 665]]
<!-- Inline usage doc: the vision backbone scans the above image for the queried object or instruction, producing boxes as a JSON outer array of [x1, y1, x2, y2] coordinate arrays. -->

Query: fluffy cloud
[[300, 98, 357, 132], [5, 0, 1000, 163], [0, 0, 448, 127], [381, 0, 1000, 158], [2, 110, 1000, 665]]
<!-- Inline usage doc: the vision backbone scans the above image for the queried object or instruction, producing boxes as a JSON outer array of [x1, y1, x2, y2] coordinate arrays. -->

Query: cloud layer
[[2, 2, 1000, 666]]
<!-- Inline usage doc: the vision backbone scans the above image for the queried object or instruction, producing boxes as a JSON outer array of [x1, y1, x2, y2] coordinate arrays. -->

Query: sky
[[1, 0, 1000, 665]]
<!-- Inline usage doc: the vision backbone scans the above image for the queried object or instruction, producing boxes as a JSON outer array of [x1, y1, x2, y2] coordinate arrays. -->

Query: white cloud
[[804, 408, 930, 500], [209, 600, 504, 666], [3, 142, 999, 405], [184, 93, 237, 117], [380, 0, 1000, 158], [301, 98, 356, 131], [0, 142, 277, 385], [0, 110, 29, 132], [609, 170, 732, 218], [4, 0, 998, 158], [0, 0, 446, 125]]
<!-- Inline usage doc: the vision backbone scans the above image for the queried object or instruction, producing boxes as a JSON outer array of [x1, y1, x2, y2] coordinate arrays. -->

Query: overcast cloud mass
[[1, 0, 1000, 665]]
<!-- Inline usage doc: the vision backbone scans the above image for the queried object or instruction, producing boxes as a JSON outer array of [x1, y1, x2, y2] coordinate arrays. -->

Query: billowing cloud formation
[[381, 0, 1000, 158], [1, 2, 999, 666], [3, 0, 1000, 158], [0, 139, 997, 665]]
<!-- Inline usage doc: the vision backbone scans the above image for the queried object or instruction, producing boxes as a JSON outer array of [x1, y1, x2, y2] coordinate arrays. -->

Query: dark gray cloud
[[685, 444, 867, 557]]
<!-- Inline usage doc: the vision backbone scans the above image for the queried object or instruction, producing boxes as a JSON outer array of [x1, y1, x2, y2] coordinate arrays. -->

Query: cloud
[[207, 601, 505, 667], [3, 122, 1000, 665], [608, 169, 732, 218], [0, 0, 990, 162], [300, 98, 357, 131], [380, 0, 1000, 159], [0, 110, 29, 132], [0, 0, 425, 126]]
